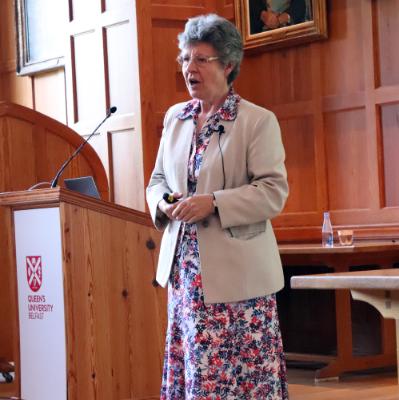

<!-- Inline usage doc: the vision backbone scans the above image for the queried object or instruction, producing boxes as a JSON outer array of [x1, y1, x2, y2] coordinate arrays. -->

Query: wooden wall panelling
[[237, 45, 314, 108], [33, 70, 67, 124], [320, 0, 372, 216], [374, 0, 399, 210], [374, 0, 399, 87], [215, 0, 235, 19], [152, 19, 186, 112], [66, 0, 144, 210], [265, 1, 398, 240], [279, 116, 317, 214], [136, 0, 158, 188], [324, 108, 371, 210], [151, 3, 207, 21], [380, 103, 399, 207], [310, 42, 329, 217], [2, 72, 33, 109], [278, 0, 399, 240], [278, 45, 325, 224], [321, 0, 365, 97], [0, 0, 18, 102], [361, 0, 381, 211]]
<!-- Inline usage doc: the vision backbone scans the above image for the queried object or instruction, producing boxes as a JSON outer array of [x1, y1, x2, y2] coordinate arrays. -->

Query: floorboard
[[288, 367, 399, 400], [1, 367, 398, 399]]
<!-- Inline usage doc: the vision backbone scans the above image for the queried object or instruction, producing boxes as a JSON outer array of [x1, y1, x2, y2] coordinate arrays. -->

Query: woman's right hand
[[158, 192, 183, 220]]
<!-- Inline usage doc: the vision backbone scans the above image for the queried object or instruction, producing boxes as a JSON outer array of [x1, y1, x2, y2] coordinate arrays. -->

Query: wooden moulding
[[0, 188, 153, 227]]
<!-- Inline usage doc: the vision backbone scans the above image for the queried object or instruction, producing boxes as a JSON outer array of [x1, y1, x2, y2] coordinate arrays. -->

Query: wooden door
[[65, 0, 145, 210]]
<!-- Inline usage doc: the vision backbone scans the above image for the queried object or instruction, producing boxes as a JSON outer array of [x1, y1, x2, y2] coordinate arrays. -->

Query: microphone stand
[[49, 106, 117, 189]]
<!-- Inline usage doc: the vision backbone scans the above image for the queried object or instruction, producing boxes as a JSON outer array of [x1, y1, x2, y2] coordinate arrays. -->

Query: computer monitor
[[63, 176, 100, 199]]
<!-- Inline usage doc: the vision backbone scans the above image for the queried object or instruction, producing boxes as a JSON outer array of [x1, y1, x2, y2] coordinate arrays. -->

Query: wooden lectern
[[0, 101, 111, 393], [0, 188, 166, 400]]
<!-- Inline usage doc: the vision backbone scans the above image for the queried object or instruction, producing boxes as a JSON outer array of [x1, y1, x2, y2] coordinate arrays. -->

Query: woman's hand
[[158, 192, 183, 219], [172, 194, 214, 223], [277, 12, 290, 26], [260, 10, 279, 30]]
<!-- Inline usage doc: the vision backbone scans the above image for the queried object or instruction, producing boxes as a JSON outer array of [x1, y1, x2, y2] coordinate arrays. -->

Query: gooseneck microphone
[[50, 106, 117, 188]]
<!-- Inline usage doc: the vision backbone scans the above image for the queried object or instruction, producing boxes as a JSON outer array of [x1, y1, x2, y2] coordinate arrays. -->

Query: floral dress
[[160, 91, 289, 400]]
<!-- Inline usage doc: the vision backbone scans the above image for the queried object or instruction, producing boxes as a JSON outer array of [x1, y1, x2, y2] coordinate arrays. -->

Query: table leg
[[351, 289, 399, 382], [315, 289, 353, 380]]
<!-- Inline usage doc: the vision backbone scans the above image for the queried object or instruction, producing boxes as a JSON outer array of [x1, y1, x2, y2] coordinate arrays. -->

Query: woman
[[146, 14, 289, 399]]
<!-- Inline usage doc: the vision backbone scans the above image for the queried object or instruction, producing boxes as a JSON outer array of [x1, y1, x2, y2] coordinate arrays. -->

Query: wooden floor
[[1, 368, 399, 399], [288, 367, 399, 400]]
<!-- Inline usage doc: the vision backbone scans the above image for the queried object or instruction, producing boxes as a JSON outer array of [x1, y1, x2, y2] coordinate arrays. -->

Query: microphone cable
[[216, 124, 226, 190]]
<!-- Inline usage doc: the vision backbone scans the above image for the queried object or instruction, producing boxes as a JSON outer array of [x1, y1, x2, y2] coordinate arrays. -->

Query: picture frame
[[234, 0, 328, 51], [15, 0, 66, 76]]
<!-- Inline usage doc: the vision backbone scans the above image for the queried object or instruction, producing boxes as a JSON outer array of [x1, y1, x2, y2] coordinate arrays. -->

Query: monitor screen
[[63, 176, 100, 199]]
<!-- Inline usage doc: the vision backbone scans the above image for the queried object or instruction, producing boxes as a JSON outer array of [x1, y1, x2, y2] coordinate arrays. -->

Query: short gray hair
[[178, 14, 243, 85]]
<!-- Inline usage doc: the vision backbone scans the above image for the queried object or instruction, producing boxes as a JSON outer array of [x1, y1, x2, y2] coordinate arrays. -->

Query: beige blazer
[[146, 98, 289, 304]]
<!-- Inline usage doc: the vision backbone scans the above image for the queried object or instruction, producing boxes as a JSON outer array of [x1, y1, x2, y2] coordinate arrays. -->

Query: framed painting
[[235, 0, 327, 51]]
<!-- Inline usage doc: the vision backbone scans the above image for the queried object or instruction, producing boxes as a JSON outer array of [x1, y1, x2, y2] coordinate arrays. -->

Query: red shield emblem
[[26, 256, 42, 292]]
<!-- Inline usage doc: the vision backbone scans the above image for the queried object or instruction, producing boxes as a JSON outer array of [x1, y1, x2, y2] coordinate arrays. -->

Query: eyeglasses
[[177, 54, 220, 67]]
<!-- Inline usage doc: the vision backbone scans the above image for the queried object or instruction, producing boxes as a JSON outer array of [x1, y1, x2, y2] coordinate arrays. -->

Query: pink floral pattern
[[161, 90, 289, 399]]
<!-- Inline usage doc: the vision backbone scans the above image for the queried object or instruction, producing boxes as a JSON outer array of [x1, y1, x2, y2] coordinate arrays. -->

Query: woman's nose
[[185, 57, 198, 72]]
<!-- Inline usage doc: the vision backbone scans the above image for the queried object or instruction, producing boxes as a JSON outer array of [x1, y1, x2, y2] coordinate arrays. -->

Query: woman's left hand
[[171, 194, 214, 223]]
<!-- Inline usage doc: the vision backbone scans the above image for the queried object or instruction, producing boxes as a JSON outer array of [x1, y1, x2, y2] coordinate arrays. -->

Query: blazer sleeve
[[146, 111, 173, 231], [213, 111, 289, 229]]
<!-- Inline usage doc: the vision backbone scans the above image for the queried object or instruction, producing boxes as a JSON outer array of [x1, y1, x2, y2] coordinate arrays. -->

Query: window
[[15, 0, 67, 75]]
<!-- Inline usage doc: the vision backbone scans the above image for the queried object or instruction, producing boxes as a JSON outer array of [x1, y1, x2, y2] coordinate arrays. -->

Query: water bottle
[[322, 211, 334, 248]]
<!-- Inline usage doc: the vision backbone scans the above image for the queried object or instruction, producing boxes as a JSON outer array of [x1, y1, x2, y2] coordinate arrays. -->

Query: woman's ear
[[224, 63, 234, 78]]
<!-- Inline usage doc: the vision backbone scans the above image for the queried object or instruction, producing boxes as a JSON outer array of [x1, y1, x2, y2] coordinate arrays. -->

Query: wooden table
[[280, 241, 399, 380], [291, 268, 399, 381]]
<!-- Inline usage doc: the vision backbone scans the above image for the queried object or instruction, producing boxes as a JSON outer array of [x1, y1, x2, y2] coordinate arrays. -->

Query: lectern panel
[[14, 208, 67, 400]]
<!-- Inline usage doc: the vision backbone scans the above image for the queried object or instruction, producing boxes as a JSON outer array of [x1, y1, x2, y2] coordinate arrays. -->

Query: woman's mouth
[[188, 78, 200, 87]]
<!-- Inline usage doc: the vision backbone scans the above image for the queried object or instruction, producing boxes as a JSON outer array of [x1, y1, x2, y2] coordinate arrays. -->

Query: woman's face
[[180, 42, 232, 104]]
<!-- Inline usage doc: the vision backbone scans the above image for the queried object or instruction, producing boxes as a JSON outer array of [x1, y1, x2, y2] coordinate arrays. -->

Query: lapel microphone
[[218, 125, 225, 135], [50, 106, 117, 188]]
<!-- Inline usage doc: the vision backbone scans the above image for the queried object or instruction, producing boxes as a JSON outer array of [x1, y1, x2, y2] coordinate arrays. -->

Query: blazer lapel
[[172, 119, 193, 197]]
